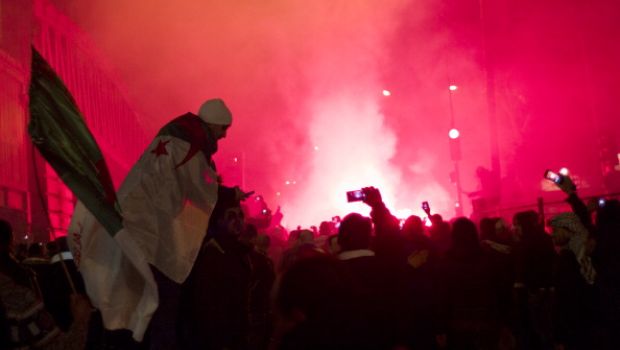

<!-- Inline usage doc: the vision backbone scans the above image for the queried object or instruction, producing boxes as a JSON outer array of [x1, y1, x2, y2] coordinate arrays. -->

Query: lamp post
[[448, 85, 464, 217]]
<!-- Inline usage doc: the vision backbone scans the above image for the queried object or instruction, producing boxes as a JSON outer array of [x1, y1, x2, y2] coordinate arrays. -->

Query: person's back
[[276, 256, 364, 350], [437, 218, 501, 349], [337, 213, 382, 293], [180, 194, 252, 350], [513, 211, 555, 290], [429, 215, 451, 257], [549, 212, 598, 349], [246, 232, 275, 350], [337, 213, 405, 349], [512, 211, 555, 349], [279, 229, 323, 273], [479, 218, 516, 327]]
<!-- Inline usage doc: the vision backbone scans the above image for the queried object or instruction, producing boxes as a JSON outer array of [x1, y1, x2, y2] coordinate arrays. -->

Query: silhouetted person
[[480, 218, 515, 336], [549, 212, 597, 350], [429, 214, 451, 257], [401, 216, 441, 349], [337, 213, 401, 349], [512, 210, 555, 350], [243, 226, 276, 350], [437, 217, 501, 350], [274, 256, 358, 350], [279, 229, 323, 273], [180, 192, 252, 350], [0, 220, 31, 288]]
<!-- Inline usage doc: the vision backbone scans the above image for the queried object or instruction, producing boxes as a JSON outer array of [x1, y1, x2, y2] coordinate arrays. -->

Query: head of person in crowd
[[402, 215, 425, 239], [208, 192, 244, 238], [480, 217, 512, 243], [288, 228, 315, 248], [512, 210, 545, 242], [494, 218, 512, 242], [549, 212, 597, 284], [319, 221, 336, 237], [549, 212, 588, 248], [338, 213, 372, 252], [479, 217, 498, 242], [0, 220, 13, 255], [429, 214, 451, 236], [198, 98, 232, 143], [287, 229, 301, 247], [430, 214, 444, 226], [298, 229, 315, 245], [450, 217, 480, 254]]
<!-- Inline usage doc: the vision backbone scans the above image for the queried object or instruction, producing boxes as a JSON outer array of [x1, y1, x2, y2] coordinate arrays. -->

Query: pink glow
[[2, 0, 620, 237]]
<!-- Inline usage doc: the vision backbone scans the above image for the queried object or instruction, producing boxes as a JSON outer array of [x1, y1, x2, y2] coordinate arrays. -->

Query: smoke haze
[[52, 0, 620, 227]]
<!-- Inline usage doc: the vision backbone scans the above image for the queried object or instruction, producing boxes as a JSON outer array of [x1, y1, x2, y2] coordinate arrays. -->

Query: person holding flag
[[68, 98, 252, 347], [28, 48, 251, 346]]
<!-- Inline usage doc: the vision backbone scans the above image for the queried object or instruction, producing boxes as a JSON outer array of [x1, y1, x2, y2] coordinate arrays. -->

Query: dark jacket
[[180, 235, 252, 350]]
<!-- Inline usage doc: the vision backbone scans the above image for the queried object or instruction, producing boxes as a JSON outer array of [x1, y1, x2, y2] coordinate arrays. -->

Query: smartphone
[[421, 201, 430, 213], [544, 170, 563, 184], [346, 190, 366, 202]]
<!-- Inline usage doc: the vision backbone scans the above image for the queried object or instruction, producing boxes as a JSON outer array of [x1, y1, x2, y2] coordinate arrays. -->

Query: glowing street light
[[449, 85, 458, 91], [382, 89, 391, 96], [448, 128, 460, 139]]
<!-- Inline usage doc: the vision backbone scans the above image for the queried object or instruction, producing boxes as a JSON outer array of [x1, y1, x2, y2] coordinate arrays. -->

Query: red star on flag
[[151, 140, 170, 157]]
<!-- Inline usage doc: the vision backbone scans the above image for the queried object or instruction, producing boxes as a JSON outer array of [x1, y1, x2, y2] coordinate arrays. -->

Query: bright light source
[[276, 192, 281, 196], [382, 89, 391, 96], [285, 181, 290, 185], [559, 167, 570, 176], [455, 202, 461, 208], [424, 217, 433, 227], [394, 208, 413, 220], [233, 157, 238, 163], [292, 181, 297, 185], [449, 85, 458, 91], [448, 128, 460, 139], [314, 146, 319, 151]]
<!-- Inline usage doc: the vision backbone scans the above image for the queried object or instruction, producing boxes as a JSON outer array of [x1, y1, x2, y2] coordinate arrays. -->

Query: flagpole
[[30, 145, 77, 294]]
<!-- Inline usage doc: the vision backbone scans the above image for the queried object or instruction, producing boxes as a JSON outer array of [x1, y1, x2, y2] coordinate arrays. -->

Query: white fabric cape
[[68, 134, 218, 341]]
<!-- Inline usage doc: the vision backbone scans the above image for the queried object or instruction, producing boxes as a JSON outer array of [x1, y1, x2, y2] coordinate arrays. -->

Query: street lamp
[[448, 84, 464, 217]]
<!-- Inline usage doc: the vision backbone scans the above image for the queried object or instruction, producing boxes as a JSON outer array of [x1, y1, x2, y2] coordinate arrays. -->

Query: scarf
[[550, 212, 596, 285]]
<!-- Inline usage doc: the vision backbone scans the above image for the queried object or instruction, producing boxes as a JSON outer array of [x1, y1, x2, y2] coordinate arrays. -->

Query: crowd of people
[[3, 98, 619, 349], [1, 174, 619, 349]]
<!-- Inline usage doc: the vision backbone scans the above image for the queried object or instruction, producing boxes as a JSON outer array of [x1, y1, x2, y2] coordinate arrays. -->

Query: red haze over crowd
[[51, 0, 620, 226]]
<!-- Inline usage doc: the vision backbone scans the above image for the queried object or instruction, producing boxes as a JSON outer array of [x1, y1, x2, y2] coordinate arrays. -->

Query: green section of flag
[[28, 48, 122, 236]]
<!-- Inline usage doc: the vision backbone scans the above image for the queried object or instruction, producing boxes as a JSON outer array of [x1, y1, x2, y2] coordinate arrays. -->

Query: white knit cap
[[198, 98, 232, 125]]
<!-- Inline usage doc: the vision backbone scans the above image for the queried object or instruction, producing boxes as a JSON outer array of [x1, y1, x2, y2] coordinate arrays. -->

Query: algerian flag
[[29, 48, 219, 341], [29, 48, 122, 235]]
